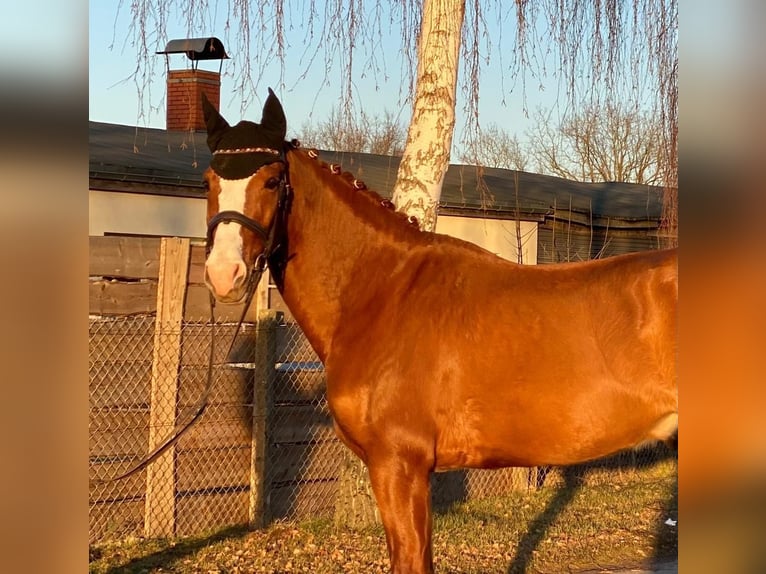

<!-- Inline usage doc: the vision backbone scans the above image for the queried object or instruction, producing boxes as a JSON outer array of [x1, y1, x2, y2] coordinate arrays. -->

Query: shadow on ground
[[505, 444, 678, 574], [98, 526, 248, 574]]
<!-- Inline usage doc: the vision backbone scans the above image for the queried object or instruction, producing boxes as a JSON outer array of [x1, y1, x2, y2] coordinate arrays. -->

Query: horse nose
[[205, 260, 248, 299]]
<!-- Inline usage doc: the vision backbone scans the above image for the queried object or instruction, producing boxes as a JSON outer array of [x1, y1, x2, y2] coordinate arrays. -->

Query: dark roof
[[89, 121, 664, 228], [89, 122, 211, 194]]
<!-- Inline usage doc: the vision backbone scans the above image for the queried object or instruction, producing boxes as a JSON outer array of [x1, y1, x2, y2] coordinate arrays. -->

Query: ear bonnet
[[202, 88, 287, 179]]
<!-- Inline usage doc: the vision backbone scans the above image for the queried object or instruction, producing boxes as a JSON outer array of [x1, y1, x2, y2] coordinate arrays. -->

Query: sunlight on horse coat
[[202, 91, 678, 574]]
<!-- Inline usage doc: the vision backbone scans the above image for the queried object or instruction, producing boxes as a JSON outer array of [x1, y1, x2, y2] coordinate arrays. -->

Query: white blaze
[[206, 175, 252, 297], [209, 176, 251, 261]]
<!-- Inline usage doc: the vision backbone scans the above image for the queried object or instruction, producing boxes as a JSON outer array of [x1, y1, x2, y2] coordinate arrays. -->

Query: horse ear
[[201, 92, 229, 151], [261, 87, 287, 139]]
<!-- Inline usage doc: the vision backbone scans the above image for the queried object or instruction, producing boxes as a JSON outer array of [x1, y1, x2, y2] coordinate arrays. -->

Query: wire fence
[[89, 313, 676, 545]]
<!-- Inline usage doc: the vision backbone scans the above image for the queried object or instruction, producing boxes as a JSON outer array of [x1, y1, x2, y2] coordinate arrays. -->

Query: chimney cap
[[156, 37, 229, 61]]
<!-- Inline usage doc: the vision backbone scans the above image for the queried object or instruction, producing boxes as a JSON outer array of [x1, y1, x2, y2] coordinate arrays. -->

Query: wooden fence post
[[144, 237, 190, 538], [249, 309, 278, 528]]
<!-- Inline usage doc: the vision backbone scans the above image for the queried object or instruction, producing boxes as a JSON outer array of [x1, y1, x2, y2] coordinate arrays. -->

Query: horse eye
[[264, 177, 280, 190]]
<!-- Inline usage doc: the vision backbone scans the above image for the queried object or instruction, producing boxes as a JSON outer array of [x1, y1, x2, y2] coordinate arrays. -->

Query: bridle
[[204, 166, 292, 290], [98, 145, 294, 484]]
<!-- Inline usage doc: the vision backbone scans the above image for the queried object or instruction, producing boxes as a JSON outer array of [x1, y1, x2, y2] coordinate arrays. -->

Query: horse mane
[[287, 145, 426, 236], [286, 144, 508, 261]]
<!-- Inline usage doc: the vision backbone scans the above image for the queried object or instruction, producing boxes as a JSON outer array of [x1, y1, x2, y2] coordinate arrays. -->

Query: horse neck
[[277, 150, 416, 362]]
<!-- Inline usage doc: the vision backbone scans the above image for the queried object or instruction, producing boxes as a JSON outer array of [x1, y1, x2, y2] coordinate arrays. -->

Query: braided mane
[[291, 144, 421, 231]]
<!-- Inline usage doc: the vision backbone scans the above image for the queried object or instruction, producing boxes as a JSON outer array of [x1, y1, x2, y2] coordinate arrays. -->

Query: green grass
[[432, 466, 677, 573], [90, 462, 676, 573]]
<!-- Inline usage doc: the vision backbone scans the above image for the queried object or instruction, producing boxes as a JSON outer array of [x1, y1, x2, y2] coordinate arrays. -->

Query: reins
[[96, 151, 293, 484]]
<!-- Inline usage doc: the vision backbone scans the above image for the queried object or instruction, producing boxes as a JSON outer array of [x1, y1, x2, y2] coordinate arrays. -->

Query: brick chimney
[[157, 37, 228, 132], [166, 69, 220, 131]]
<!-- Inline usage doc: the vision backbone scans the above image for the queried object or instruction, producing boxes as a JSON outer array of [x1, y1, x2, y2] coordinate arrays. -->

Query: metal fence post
[[250, 309, 278, 527], [144, 237, 190, 538]]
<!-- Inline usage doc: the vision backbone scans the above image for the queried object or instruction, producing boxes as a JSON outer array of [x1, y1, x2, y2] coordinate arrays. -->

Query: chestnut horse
[[201, 91, 677, 574]]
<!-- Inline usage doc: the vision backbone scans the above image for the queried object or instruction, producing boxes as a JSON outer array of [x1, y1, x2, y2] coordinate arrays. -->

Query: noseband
[[205, 210, 272, 257]]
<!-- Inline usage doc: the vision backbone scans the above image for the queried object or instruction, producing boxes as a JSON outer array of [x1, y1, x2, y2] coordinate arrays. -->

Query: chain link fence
[[89, 313, 676, 544], [89, 315, 260, 542]]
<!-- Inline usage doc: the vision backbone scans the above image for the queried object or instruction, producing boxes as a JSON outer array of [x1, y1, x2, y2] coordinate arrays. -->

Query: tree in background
[[527, 103, 667, 185], [457, 123, 528, 171], [299, 105, 406, 156]]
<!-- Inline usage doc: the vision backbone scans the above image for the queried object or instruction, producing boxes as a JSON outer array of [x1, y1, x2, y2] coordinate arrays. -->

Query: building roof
[[89, 121, 665, 228]]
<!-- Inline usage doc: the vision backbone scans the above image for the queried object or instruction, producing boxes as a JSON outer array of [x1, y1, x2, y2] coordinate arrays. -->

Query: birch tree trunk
[[392, 0, 466, 232]]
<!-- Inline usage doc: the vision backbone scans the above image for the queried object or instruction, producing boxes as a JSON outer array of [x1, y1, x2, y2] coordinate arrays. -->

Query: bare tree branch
[[527, 103, 667, 185], [299, 105, 405, 156], [458, 123, 527, 171]]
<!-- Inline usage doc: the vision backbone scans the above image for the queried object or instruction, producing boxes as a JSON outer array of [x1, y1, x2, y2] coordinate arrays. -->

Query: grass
[[90, 461, 676, 573]]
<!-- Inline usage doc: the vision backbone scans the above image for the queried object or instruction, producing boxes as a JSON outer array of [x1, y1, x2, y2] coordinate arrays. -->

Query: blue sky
[[88, 1, 676, 157], [88, 2, 564, 149]]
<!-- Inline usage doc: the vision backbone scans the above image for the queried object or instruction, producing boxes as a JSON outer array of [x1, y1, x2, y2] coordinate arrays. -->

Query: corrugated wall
[[537, 221, 663, 264]]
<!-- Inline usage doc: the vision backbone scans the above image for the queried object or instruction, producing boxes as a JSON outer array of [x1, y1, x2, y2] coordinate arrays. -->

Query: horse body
[[277, 149, 677, 469], [201, 92, 677, 574]]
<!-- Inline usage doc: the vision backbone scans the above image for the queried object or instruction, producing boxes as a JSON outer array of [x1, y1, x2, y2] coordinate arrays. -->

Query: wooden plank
[[89, 235, 161, 279], [89, 462, 146, 502], [270, 404, 335, 444], [176, 446, 251, 492], [175, 490, 250, 537], [89, 318, 155, 356], [179, 323, 257, 366], [176, 406, 252, 450], [275, 325, 318, 362], [187, 244, 207, 285], [89, 362, 152, 409], [89, 410, 149, 457], [177, 367, 252, 407], [184, 284, 248, 321], [250, 310, 278, 527], [89, 280, 157, 315], [269, 480, 338, 521], [274, 370, 326, 404], [255, 272, 270, 316], [269, 440, 344, 484], [145, 237, 190, 538]]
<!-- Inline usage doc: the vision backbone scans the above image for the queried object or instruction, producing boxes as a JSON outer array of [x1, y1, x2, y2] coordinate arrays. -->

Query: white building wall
[[89, 190, 207, 238], [435, 214, 538, 264], [89, 190, 538, 264]]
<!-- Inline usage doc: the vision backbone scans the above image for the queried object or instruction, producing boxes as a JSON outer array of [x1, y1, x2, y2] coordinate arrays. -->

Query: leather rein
[[99, 149, 293, 484]]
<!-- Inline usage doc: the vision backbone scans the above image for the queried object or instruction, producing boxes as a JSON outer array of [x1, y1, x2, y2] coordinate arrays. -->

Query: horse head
[[201, 89, 288, 303]]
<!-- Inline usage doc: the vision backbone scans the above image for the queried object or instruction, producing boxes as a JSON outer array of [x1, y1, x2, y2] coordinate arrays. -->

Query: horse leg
[[368, 454, 434, 574]]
